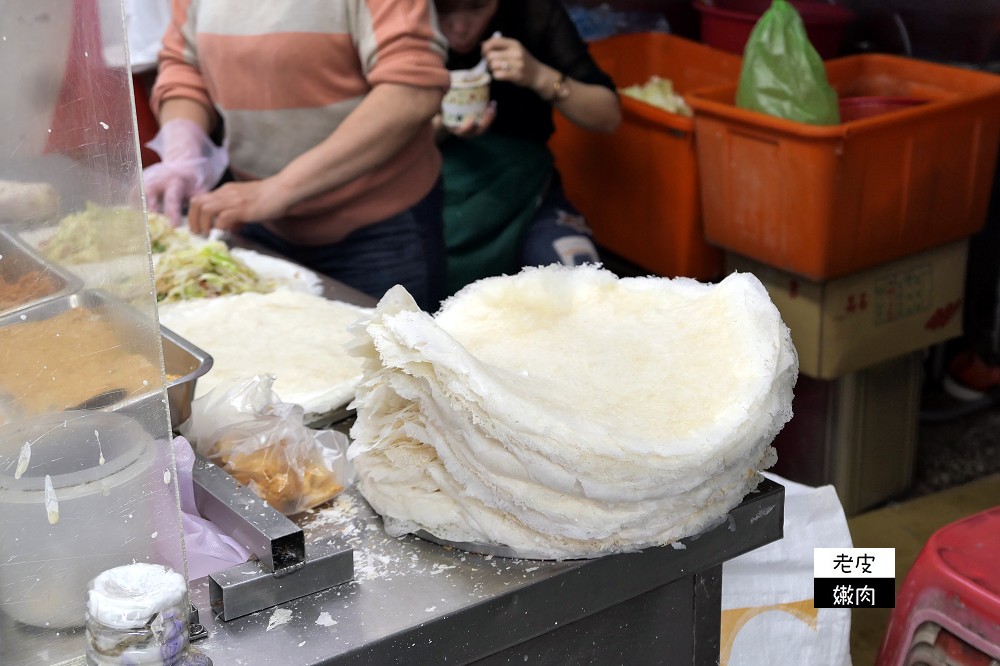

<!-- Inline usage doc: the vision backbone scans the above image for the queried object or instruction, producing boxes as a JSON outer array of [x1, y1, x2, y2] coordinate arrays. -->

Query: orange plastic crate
[[688, 54, 1000, 280], [550, 33, 741, 279]]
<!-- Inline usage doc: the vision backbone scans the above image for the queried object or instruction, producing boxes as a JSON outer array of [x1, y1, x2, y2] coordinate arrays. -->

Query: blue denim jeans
[[239, 179, 446, 311], [519, 174, 600, 268]]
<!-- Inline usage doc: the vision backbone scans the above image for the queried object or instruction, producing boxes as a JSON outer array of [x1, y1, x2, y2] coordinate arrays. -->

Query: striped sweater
[[152, 0, 450, 244]]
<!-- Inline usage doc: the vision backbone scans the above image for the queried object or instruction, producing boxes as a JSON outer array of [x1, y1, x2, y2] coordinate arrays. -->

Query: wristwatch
[[550, 73, 570, 102]]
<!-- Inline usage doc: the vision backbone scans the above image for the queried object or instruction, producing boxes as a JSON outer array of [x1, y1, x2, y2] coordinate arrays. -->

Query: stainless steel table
[[190, 479, 784, 666], [2, 199, 786, 665]]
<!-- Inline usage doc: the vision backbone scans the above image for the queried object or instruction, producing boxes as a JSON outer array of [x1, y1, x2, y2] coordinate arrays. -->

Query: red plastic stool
[[876, 506, 1000, 665]]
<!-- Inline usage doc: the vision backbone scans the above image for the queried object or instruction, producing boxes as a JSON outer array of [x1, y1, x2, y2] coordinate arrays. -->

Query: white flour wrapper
[[349, 265, 798, 559]]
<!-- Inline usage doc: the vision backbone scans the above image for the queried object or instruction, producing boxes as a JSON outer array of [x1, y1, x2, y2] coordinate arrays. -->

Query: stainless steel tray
[[161, 324, 214, 430], [0, 289, 212, 430], [0, 228, 81, 318]]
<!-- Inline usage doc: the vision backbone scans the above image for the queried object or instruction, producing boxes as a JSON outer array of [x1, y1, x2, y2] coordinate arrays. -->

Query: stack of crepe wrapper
[[348, 265, 798, 559]]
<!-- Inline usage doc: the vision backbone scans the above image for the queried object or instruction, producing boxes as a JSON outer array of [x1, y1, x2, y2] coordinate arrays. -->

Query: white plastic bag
[[721, 472, 853, 666], [179, 375, 354, 515]]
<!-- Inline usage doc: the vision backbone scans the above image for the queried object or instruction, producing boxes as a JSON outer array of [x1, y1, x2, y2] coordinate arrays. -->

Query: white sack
[[721, 472, 853, 666]]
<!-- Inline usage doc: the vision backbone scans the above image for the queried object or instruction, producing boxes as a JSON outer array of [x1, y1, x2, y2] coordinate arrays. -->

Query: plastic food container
[[693, 0, 855, 59], [688, 53, 1000, 280], [549, 33, 742, 279], [441, 69, 491, 129]]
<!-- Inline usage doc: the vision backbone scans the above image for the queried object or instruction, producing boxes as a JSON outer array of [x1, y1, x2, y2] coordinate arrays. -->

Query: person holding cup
[[433, 0, 621, 295]]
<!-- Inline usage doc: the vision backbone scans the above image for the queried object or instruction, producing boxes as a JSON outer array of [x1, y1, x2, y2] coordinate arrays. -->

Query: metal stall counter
[[192, 236, 787, 664], [189, 479, 784, 665]]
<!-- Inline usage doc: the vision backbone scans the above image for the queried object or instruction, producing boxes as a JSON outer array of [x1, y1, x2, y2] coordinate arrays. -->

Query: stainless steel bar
[[190, 452, 305, 573], [208, 542, 354, 622]]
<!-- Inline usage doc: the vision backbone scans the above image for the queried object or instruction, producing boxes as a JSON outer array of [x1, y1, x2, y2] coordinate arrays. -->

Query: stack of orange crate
[[687, 53, 1000, 513]]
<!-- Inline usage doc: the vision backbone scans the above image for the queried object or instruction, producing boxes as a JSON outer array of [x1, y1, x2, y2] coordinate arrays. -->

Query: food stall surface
[[189, 479, 784, 665]]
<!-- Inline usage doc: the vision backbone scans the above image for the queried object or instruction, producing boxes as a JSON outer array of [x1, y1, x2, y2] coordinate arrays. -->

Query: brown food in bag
[[222, 436, 343, 515], [183, 376, 353, 515]]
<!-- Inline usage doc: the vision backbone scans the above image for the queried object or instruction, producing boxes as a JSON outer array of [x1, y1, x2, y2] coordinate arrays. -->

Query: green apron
[[441, 134, 553, 296]]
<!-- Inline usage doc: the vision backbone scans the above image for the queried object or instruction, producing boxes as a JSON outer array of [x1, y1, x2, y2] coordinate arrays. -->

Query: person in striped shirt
[[144, 0, 452, 310]]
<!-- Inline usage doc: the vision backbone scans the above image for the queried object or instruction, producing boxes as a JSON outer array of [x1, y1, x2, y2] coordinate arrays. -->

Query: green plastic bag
[[735, 0, 840, 125]]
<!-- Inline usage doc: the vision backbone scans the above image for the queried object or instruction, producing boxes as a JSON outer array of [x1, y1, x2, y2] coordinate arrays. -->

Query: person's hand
[[142, 118, 228, 227], [482, 35, 542, 91], [434, 101, 497, 138], [143, 163, 202, 228], [187, 177, 291, 236]]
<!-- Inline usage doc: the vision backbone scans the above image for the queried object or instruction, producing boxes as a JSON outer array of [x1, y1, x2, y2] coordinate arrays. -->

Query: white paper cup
[[441, 70, 491, 129]]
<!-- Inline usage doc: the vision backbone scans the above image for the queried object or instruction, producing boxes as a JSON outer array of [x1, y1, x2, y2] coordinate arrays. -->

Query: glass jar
[[85, 563, 212, 666]]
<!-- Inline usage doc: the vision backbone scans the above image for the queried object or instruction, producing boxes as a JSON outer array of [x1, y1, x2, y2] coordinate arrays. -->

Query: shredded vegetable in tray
[[42, 202, 284, 303], [155, 241, 274, 303], [148, 211, 182, 253], [41, 202, 181, 263]]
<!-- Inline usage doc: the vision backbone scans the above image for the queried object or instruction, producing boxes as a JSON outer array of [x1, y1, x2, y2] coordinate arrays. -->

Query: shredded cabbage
[[43, 202, 189, 262], [620, 76, 692, 116], [44, 202, 275, 303], [147, 212, 185, 253], [155, 241, 274, 303]]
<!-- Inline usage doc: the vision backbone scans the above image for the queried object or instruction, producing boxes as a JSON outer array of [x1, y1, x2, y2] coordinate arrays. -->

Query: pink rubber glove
[[142, 118, 228, 227]]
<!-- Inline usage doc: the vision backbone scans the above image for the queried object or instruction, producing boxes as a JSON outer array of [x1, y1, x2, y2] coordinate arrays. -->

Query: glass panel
[[0, 1, 187, 663]]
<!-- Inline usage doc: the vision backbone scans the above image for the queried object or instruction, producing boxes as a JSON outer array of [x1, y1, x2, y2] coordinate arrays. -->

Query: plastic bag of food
[[179, 375, 354, 515], [735, 0, 839, 125]]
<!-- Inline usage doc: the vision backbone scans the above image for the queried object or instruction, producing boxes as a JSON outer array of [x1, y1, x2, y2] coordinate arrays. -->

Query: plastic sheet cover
[[0, 1, 188, 663]]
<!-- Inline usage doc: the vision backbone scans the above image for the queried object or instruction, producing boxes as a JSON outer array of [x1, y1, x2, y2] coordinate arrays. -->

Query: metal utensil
[[68, 388, 127, 411], [471, 31, 502, 77]]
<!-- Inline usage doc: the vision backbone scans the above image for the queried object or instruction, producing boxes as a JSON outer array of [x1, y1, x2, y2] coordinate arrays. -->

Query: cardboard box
[[770, 352, 923, 516], [726, 240, 968, 379]]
